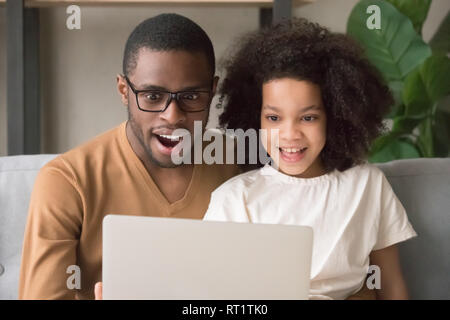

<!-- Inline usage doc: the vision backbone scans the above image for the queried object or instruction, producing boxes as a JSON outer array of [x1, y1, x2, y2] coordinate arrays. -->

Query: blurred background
[[0, 0, 449, 158]]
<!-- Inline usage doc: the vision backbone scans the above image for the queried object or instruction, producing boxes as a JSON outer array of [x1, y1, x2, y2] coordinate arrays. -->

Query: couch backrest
[[0, 154, 58, 299], [0, 155, 449, 299], [376, 158, 450, 299]]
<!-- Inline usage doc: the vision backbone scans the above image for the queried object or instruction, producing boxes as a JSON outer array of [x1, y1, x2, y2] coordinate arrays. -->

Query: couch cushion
[[376, 158, 450, 299], [0, 154, 58, 299]]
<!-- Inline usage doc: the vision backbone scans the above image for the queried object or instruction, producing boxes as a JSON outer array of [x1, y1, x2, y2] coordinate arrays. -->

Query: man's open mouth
[[155, 134, 183, 149]]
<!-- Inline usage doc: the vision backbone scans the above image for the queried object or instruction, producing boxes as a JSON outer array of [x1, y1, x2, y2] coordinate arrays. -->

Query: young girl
[[203, 18, 417, 300]]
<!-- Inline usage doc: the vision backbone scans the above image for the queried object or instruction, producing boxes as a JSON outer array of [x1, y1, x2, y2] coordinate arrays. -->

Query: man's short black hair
[[123, 13, 215, 76]]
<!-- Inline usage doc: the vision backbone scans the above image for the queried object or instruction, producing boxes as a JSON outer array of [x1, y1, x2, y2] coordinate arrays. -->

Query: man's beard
[[127, 107, 181, 169]]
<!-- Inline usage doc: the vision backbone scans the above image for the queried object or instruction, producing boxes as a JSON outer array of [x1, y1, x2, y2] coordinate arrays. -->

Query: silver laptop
[[102, 214, 313, 300]]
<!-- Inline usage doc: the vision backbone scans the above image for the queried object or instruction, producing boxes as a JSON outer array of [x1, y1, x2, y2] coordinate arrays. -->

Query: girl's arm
[[369, 244, 409, 300]]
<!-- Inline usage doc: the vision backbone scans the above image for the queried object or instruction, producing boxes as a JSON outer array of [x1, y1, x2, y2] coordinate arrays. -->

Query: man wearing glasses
[[19, 13, 240, 299]]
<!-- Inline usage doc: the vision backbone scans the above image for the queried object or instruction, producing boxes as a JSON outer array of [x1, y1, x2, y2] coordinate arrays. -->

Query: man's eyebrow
[[263, 105, 322, 112], [179, 85, 211, 91], [136, 83, 209, 92]]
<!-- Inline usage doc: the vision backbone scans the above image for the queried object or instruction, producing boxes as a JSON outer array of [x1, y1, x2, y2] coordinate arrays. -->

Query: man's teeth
[[158, 134, 182, 141]]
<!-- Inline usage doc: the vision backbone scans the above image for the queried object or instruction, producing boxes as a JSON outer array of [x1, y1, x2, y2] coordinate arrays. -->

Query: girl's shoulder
[[212, 163, 388, 195], [212, 167, 263, 194], [336, 162, 390, 189], [340, 162, 385, 178]]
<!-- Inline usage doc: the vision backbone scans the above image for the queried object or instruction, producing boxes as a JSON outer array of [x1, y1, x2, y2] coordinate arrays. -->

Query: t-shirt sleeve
[[203, 183, 250, 223], [19, 159, 83, 299], [373, 173, 417, 251]]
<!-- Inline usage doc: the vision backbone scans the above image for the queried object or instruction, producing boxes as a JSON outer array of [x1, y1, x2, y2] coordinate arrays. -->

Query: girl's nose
[[280, 122, 303, 141]]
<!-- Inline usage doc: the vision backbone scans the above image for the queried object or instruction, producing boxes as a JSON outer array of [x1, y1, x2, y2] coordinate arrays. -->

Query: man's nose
[[160, 97, 186, 125]]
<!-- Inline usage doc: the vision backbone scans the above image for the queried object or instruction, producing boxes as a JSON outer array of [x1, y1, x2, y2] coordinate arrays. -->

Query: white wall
[[294, 0, 359, 33]]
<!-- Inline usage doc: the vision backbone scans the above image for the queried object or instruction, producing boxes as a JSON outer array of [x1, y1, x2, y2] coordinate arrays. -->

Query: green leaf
[[392, 113, 427, 133], [429, 11, 450, 54], [437, 95, 450, 114], [403, 54, 450, 116], [347, 0, 432, 82], [433, 109, 450, 157], [402, 67, 432, 116], [421, 54, 450, 102], [369, 137, 421, 163], [386, 81, 404, 118], [369, 131, 399, 156], [417, 117, 434, 157], [370, 112, 427, 159], [385, 0, 432, 34]]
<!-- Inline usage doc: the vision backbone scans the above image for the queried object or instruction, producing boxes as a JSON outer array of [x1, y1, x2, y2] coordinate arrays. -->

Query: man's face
[[118, 49, 218, 168]]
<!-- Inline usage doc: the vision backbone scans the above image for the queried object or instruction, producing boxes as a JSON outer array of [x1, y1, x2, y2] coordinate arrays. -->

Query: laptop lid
[[102, 214, 313, 300]]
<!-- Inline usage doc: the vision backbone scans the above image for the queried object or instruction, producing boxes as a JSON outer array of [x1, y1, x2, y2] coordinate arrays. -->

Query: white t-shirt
[[203, 163, 417, 300]]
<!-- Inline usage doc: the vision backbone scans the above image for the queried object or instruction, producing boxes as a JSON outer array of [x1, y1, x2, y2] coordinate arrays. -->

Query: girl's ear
[[116, 74, 129, 107]]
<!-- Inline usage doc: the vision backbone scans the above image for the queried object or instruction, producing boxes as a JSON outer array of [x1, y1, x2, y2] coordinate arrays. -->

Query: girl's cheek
[[260, 126, 270, 152], [260, 127, 275, 156], [264, 130, 281, 162]]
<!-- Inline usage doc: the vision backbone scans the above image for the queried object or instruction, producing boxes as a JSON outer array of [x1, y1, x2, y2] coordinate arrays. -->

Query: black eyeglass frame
[[124, 75, 213, 113]]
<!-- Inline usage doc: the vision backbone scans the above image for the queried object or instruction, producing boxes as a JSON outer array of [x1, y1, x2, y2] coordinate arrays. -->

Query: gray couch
[[0, 155, 449, 299]]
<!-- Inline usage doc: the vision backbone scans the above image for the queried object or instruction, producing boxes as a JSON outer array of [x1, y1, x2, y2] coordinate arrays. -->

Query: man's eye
[[144, 92, 162, 100], [181, 92, 199, 100], [267, 115, 279, 122]]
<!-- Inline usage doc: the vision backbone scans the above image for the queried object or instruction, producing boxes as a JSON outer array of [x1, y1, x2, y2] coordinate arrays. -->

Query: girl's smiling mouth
[[279, 147, 308, 162]]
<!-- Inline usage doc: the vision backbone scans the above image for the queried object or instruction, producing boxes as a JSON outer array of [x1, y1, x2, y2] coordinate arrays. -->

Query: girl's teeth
[[281, 148, 301, 153]]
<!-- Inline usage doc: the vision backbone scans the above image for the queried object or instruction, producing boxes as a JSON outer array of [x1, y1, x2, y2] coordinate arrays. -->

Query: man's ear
[[117, 74, 129, 107], [211, 75, 219, 97]]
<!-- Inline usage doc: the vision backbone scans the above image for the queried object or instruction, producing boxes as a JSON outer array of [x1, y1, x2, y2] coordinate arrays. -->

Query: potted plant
[[347, 0, 450, 162]]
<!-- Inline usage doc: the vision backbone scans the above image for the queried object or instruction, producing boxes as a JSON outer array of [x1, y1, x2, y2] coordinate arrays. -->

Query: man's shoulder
[[64, 123, 124, 159], [42, 122, 126, 179]]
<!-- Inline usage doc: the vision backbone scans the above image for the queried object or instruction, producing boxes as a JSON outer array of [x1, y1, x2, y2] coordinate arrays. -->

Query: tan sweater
[[19, 122, 240, 299]]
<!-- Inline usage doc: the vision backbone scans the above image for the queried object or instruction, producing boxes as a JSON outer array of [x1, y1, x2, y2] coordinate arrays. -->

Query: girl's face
[[261, 78, 327, 178]]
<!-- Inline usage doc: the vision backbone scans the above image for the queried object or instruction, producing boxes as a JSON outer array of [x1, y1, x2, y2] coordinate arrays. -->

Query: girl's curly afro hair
[[218, 18, 393, 172]]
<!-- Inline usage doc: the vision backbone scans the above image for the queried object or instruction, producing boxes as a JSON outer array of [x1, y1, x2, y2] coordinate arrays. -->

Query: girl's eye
[[303, 115, 317, 122], [267, 115, 279, 122]]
